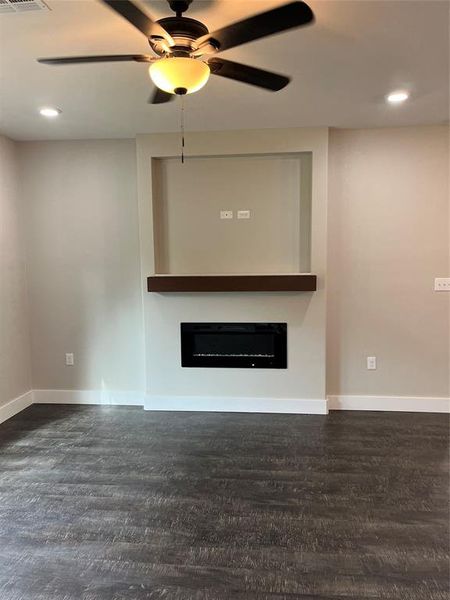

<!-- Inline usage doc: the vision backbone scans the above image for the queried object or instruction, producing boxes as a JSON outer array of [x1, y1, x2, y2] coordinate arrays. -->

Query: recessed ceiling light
[[39, 107, 61, 118], [386, 91, 409, 104]]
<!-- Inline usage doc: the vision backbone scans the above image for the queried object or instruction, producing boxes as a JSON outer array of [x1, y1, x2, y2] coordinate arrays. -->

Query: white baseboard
[[328, 394, 450, 413], [144, 395, 328, 415], [33, 389, 145, 406], [2, 391, 448, 425], [0, 390, 34, 425]]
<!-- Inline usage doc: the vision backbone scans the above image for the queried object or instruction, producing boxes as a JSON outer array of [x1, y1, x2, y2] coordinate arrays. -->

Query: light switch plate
[[237, 210, 251, 219], [367, 356, 377, 370], [434, 277, 450, 291], [220, 210, 233, 220]]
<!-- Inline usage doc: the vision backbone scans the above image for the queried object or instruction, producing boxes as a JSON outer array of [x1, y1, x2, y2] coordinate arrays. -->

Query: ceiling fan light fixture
[[149, 57, 210, 95]]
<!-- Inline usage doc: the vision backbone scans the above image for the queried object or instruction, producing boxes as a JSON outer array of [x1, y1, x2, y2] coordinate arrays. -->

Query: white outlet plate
[[434, 277, 450, 291], [220, 210, 233, 220], [367, 356, 377, 370], [65, 353, 74, 366], [237, 210, 251, 219]]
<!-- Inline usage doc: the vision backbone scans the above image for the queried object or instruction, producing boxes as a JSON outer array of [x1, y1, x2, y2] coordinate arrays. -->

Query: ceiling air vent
[[0, 0, 49, 14]]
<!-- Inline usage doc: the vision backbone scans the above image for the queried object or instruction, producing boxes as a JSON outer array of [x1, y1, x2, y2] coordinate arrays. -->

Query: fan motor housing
[[150, 17, 209, 55]]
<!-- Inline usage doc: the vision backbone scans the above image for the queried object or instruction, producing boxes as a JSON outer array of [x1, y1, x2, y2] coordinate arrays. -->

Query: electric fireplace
[[180, 323, 287, 368]]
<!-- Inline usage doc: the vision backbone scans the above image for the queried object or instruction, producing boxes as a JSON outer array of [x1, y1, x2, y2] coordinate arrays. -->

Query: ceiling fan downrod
[[168, 0, 193, 17]]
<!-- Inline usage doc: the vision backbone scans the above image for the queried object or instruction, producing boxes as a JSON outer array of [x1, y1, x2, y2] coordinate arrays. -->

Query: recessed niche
[[151, 153, 312, 275]]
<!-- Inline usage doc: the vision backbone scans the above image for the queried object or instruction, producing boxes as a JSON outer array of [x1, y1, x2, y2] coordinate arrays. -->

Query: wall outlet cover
[[65, 353, 74, 366], [220, 210, 233, 220], [434, 277, 450, 291], [237, 210, 251, 219]]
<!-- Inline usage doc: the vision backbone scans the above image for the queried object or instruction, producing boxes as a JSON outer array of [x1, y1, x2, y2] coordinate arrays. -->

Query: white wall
[[137, 129, 328, 408], [4, 125, 448, 413], [152, 154, 308, 275], [19, 140, 145, 393], [327, 125, 449, 399], [0, 135, 31, 407]]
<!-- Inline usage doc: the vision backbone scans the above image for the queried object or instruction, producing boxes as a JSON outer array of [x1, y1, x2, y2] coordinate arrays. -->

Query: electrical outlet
[[237, 210, 251, 219], [434, 277, 450, 291], [220, 210, 233, 220], [65, 353, 74, 366], [367, 356, 377, 370]]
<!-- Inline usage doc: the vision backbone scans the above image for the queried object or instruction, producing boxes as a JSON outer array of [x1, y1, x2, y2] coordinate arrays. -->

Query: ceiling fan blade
[[195, 1, 314, 54], [149, 87, 174, 104], [100, 0, 174, 46], [38, 54, 156, 65], [209, 58, 290, 91]]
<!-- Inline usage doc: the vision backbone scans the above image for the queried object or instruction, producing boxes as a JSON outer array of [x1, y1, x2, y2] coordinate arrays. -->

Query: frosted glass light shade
[[149, 57, 210, 95]]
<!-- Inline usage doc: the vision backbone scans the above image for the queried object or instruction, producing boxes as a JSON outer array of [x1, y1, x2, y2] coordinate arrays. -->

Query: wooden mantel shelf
[[147, 274, 317, 293]]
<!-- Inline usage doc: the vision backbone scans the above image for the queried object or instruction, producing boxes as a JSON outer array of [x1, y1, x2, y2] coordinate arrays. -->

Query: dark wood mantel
[[147, 274, 317, 293]]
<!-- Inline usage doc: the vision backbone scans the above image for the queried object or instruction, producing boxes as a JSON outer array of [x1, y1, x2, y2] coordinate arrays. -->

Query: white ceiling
[[0, 0, 448, 140]]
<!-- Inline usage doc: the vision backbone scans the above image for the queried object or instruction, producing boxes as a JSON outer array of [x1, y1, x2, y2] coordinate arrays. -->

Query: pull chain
[[180, 94, 185, 164]]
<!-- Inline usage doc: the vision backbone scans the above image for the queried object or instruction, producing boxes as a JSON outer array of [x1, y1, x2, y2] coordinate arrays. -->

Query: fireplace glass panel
[[181, 323, 287, 368]]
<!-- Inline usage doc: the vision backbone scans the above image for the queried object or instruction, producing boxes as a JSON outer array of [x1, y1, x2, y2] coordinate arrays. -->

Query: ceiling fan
[[38, 0, 315, 104]]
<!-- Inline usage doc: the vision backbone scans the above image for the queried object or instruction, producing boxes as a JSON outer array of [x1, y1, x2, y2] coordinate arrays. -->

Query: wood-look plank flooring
[[0, 405, 448, 599]]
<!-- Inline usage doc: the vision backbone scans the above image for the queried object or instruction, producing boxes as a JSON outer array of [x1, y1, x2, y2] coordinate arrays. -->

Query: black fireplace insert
[[180, 323, 287, 368]]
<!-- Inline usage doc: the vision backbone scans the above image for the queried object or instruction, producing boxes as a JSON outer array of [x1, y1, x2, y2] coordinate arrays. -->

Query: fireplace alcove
[[137, 129, 328, 412], [148, 152, 316, 293]]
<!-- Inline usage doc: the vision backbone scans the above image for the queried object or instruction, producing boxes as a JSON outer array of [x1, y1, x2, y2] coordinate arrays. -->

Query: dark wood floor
[[0, 405, 448, 599]]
